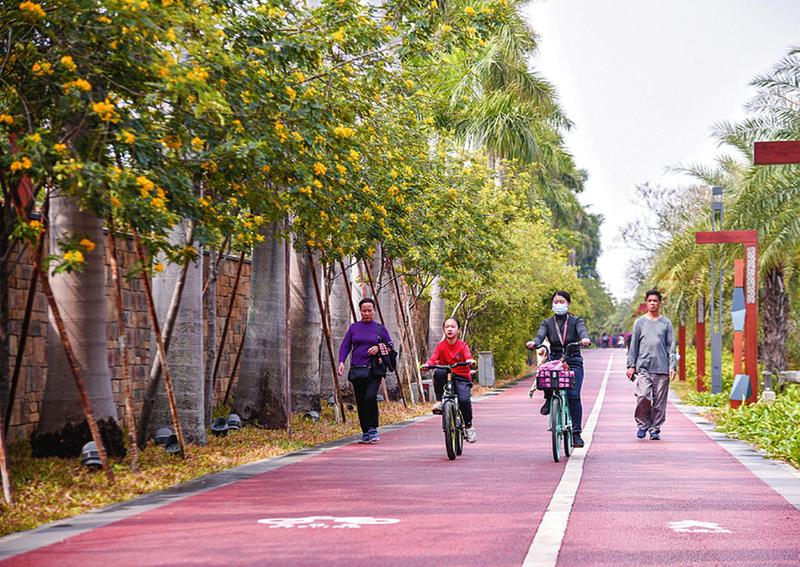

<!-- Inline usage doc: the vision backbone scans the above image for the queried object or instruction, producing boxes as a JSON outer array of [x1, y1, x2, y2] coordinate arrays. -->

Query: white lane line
[[522, 354, 615, 567]]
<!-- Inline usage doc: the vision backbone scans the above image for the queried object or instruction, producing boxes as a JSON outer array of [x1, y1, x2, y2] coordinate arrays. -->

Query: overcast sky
[[522, 0, 800, 300]]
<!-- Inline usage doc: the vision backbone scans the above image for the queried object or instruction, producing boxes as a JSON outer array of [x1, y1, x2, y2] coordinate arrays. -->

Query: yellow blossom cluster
[[19, 1, 45, 18], [59, 55, 77, 72], [154, 262, 165, 272], [91, 98, 119, 122], [10, 157, 32, 172], [161, 135, 182, 149], [292, 131, 303, 142], [54, 143, 67, 154], [32, 61, 53, 76], [0, 114, 14, 125], [63, 250, 84, 264], [313, 162, 327, 176], [274, 121, 288, 143], [186, 67, 209, 82], [190, 136, 204, 150], [285, 86, 297, 101], [333, 126, 355, 138], [119, 130, 136, 144], [137, 175, 155, 196], [80, 238, 96, 252], [332, 29, 346, 43], [62, 78, 92, 93], [464, 6, 476, 16]]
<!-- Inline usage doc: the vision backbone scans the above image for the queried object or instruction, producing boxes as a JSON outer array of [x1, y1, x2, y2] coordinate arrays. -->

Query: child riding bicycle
[[421, 317, 477, 443]]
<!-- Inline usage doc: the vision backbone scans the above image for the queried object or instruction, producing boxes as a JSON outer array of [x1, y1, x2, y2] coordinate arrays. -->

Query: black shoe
[[540, 402, 550, 415], [572, 432, 585, 448]]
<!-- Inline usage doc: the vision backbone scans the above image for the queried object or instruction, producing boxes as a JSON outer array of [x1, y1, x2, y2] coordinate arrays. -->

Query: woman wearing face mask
[[526, 291, 591, 448]]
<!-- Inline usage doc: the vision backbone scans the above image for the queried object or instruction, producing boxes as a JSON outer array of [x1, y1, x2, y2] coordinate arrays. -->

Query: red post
[[732, 260, 745, 376], [744, 245, 759, 404], [696, 296, 706, 392]]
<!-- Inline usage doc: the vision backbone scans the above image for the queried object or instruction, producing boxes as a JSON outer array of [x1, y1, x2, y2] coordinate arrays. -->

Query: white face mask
[[552, 303, 569, 316]]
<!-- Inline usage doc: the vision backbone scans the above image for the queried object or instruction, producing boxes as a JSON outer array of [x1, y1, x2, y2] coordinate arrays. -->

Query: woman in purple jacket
[[338, 298, 394, 444]]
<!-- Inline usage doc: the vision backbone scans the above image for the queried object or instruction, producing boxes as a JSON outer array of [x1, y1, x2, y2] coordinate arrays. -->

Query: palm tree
[[149, 222, 206, 444], [290, 249, 322, 412], [233, 223, 288, 428], [33, 193, 122, 457], [712, 47, 800, 373]]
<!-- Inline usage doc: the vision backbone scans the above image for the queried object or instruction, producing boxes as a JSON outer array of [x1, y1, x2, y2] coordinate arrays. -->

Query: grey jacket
[[626, 315, 677, 375]]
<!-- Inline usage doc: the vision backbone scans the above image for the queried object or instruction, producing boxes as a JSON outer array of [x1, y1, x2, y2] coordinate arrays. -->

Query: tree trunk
[[427, 277, 445, 354], [233, 223, 288, 428], [204, 249, 217, 426], [40, 265, 114, 481], [762, 265, 787, 374], [308, 256, 344, 422], [133, 231, 187, 457], [106, 223, 139, 472], [33, 194, 122, 458], [289, 249, 322, 412], [320, 262, 351, 402], [136, 223, 194, 448], [149, 222, 205, 445], [0, 240, 9, 430]]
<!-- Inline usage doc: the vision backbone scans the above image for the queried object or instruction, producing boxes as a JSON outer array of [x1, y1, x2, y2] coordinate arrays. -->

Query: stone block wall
[[5, 236, 250, 442]]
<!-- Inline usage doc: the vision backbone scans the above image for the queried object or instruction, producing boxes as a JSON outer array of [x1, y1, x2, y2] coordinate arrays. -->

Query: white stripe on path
[[522, 354, 615, 567]]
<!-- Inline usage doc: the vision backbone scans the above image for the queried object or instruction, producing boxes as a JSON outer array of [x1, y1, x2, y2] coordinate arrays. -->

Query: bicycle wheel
[[550, 395, 562, 462], [455, 410, 464, 456], [442, 401, 457, 460], [563, 396, 573, 457]]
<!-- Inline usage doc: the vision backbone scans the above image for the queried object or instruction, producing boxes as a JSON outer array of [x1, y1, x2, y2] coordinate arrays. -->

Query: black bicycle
[[423, 361, 473, 460]]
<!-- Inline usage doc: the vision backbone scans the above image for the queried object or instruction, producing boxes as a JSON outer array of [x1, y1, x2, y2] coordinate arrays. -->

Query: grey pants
[[634, 371, 669, 433]]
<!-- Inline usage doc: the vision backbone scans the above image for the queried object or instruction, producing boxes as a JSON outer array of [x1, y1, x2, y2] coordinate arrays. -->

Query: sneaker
[[431, 401, 443, 415], [465, 427, 477, 443], [650, 431, 661, 441], [358, 432, 371, 444], [539, 401, 550, 416], [572, 432, 585, 448], [368, 428, 380, 443], [637, 428, 647, 439]]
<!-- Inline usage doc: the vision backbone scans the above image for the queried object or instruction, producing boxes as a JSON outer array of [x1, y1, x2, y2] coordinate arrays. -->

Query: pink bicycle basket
[[535, 361, 576, 389]]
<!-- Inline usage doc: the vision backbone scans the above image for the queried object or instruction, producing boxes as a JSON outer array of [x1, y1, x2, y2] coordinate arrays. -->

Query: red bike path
[[1, 349, 799, 566]]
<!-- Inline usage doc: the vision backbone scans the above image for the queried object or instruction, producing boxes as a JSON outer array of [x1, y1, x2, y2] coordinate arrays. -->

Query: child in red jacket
[[421, 318, 477, 443]]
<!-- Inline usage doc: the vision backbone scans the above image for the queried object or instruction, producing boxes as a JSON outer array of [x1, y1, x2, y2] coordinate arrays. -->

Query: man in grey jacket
[[626, 289, 677, 440]]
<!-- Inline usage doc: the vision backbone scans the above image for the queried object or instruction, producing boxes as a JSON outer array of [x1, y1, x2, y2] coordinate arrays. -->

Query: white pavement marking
[[668, 520, 731, 534], [522, 354, 615, 567]]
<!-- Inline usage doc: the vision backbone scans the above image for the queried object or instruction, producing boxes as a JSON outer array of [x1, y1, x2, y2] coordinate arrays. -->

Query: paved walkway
[[1, 349, 798, 566]]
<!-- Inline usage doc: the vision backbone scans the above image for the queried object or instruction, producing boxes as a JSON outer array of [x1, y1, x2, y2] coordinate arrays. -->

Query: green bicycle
[[528, 342, 581, 462]]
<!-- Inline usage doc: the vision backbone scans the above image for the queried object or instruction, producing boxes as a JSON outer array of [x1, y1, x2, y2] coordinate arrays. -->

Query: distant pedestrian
[[338, 298, 394, 444], [626, 289, 677, 441]]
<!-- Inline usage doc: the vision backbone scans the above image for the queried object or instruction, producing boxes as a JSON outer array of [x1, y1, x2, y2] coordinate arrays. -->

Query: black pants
[[352, 375, 382, 433], [543, 365, 584, 433], [432, 369, 474, 427]]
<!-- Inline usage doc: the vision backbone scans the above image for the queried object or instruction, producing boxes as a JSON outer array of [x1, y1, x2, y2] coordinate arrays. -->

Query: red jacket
[[426, 339, 473, 380]]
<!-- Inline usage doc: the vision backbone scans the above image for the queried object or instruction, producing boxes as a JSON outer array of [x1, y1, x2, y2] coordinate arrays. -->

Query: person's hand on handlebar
[[525, 341, 537, 350], [581, 338, 591, 347]]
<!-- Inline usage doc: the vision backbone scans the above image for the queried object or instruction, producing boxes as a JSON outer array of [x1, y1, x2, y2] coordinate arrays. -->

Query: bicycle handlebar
[[422, 361, 474, 371]]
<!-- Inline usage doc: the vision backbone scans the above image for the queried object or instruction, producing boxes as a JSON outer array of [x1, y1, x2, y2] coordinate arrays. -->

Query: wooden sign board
[[754, 141, 800, 165]]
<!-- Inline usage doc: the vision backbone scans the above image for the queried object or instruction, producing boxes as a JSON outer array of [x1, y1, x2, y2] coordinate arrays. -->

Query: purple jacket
[[339, 321, 394, 366]]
